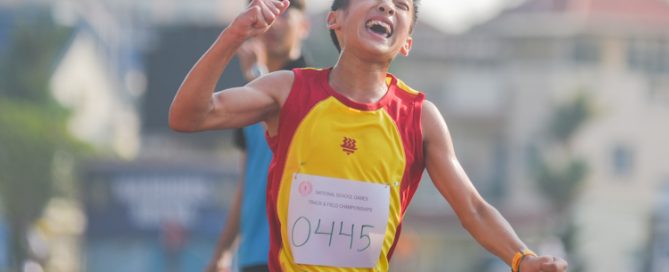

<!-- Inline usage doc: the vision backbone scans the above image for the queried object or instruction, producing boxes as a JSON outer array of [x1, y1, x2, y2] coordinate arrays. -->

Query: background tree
[[528, 92, 594, 272], [0, 9, 85, 269]]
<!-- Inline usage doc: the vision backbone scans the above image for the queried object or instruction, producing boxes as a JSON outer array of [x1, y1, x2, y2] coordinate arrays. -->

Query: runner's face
[[329, 0, 414, 58]]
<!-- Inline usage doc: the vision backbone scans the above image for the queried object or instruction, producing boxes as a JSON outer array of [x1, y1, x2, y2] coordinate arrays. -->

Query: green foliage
[[0, 14, 71, 103], [0, 98, 73, 247], [0, 8, 82, 268], [528, 92, 594, 272], [548, 93, 593, 144], [529, 150, 588, 212], [529, 93, 594, 211], [560, 220, 586, 272], [0, 98, 77, 217]]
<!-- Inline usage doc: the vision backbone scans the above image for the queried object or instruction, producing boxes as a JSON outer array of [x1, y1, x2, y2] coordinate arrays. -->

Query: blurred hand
[[238, 38, 267, 81], [204, 262, 229, 272], [519, 255, 568, 272], [228, 0, 290, 40], [204, 251, 233, 272]]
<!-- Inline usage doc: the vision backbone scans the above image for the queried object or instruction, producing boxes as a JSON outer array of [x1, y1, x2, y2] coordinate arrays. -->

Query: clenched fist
[[228, 0, 291, 40], [519, 255, 568, 272]]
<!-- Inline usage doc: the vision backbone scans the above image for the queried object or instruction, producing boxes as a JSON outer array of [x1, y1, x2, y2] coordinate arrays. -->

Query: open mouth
[[366, 20, 393, 38]]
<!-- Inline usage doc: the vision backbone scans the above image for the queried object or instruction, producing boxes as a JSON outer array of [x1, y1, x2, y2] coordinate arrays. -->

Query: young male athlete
[[169, 0, 568, 271], [206, 0, 310, 271]]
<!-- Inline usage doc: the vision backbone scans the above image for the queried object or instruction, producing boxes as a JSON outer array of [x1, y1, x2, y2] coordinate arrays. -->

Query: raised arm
[[169, 0, 292, 132], [421, 101, 568, 272]]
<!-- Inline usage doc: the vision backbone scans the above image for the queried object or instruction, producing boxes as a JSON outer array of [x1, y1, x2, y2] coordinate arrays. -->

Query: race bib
[[287, 173, 391, 268]]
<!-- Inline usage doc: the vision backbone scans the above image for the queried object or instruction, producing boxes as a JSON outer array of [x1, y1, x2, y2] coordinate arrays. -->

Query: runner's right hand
[[228, 0, 290, 40]]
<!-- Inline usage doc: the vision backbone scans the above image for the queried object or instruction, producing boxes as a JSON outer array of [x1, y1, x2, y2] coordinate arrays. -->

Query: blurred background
[[0, 0, 668, 271]]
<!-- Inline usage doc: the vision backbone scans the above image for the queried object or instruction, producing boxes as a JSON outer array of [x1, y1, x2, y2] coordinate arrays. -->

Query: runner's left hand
[[519, 255, 568, 272]]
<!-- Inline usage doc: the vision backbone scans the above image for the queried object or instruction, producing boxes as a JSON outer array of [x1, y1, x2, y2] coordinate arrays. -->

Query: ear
[[327, 11, 341, 30], [400, 36, 413, 56]]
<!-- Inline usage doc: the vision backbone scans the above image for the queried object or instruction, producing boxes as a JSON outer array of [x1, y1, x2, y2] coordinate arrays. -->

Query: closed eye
[[395, 1, 410, 11]]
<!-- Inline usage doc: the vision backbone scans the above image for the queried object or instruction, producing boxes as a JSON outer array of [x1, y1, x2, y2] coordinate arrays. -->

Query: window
[[627, 38, 669, 74], [572, 38, 600, 64], [612, 145, 634, 177]]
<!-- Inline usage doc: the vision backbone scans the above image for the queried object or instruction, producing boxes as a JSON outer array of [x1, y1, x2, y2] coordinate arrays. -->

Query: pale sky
[[306, 0, 519, 33]]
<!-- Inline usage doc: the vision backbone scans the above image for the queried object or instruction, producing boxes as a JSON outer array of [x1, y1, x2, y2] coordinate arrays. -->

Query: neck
[[329, 51, 390, 104], [267, 47, 302, 72]]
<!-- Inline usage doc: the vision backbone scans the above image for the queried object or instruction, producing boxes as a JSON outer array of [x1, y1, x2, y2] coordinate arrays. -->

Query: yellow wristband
[[511, 249, 536, 272]]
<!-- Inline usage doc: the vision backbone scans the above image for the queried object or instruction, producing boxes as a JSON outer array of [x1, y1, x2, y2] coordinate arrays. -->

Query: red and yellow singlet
[[266, 68, 425, 271]]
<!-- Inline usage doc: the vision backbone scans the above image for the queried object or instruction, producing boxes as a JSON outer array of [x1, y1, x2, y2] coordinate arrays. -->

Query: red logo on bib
[[298, 180, 313, 196]]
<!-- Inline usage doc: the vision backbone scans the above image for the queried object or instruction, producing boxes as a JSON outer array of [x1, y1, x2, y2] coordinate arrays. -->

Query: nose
[[378, 2, 395, 16]]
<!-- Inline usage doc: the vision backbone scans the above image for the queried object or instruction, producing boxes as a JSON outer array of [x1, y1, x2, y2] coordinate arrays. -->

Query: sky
[[306, 0, 521, 33]]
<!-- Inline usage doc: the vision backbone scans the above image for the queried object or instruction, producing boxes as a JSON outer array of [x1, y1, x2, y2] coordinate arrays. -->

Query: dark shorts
[[241, 264, 269, 272]]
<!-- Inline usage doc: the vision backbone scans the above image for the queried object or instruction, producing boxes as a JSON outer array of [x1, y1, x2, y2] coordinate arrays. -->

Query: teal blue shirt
[[237, 123, 272, 267], [233, 56, 307, 268]]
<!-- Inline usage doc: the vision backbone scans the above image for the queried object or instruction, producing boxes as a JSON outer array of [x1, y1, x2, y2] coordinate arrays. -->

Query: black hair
[[329, 0, 420, 52]]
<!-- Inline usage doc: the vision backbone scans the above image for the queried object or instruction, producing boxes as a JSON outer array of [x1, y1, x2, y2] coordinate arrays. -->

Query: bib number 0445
[[291, 216, 374, 252], [287, 173, 390, 267]]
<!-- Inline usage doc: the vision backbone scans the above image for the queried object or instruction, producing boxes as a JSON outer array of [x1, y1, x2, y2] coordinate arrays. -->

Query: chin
[[352, 34, 399, 57], [361, 41, 398, 56]]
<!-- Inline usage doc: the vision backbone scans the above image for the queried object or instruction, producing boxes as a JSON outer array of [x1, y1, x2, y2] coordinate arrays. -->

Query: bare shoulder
[[421, 100, 441, 120], [421, 100, 447, 142], [246, 70, 296, 107]]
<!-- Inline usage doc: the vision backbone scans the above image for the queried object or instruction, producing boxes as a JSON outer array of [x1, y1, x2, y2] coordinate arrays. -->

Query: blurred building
[[393, 0, 669, 271], [81, 160, 236, 272], [49, 1, 147, 159], [646, 188, 669, 272], [47, 0, 248, 159], [45, 1, 248, 271]]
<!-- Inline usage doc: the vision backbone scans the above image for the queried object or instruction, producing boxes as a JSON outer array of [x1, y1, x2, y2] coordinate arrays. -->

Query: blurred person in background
[[205, 0, 310, 271], [171, 0, 567, 271]]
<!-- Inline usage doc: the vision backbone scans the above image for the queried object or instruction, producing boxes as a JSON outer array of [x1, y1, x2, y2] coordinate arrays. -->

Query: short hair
[[249, 0, 305, 11], [330, 0, 420, 52]]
